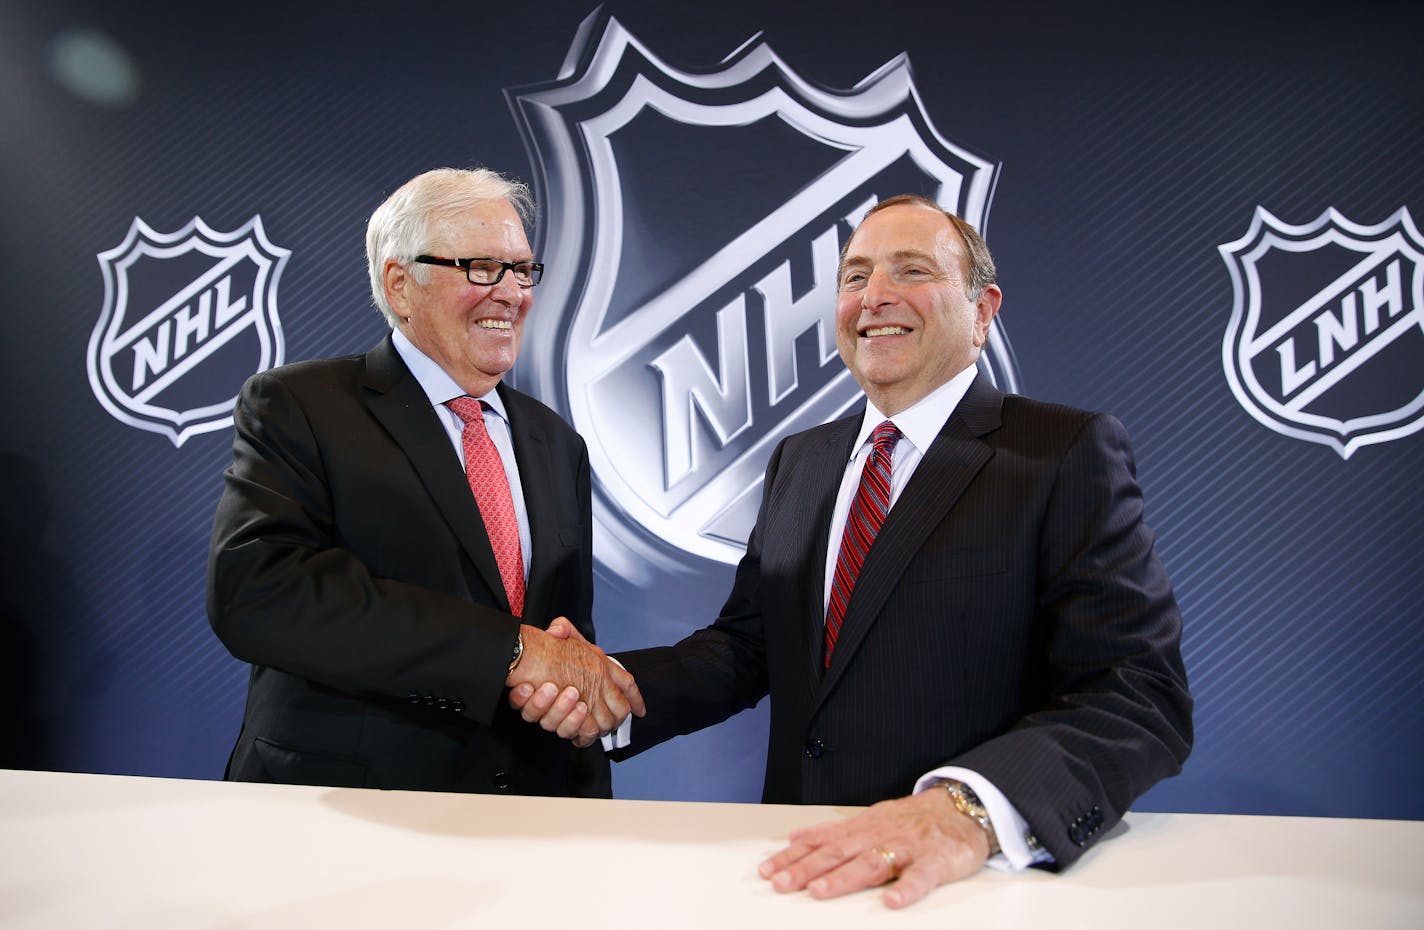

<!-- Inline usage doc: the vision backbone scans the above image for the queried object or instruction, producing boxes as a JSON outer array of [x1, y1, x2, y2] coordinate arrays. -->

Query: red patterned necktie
[[446, 397, 526, 617], [825, 420, 900, 668]]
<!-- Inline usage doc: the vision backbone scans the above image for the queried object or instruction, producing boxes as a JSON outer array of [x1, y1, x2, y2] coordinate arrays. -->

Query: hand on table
[[506, 618, 643, 746], [758, 787, 991, 909]]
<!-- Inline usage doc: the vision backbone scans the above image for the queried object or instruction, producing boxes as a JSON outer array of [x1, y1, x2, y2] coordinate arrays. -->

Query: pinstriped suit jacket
[[616, 373, 1192, 868]]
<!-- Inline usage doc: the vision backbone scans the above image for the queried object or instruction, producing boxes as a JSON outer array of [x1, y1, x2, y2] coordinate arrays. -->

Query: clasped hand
[[505, 618, 643, 744]]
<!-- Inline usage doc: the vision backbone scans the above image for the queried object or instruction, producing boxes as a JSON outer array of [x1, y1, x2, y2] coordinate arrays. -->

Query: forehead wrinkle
[[842, 246, 946, 272], [426, 204, 532, 258], [886, 247, 942, 266]]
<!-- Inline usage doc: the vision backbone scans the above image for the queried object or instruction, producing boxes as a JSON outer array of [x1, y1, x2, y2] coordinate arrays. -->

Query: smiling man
[[207, 167, 641, 798], [833, 200, 1001, 417], [517, 193, 1192, 906]]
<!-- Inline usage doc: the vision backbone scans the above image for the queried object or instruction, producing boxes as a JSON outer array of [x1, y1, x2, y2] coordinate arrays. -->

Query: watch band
[[508, 628, 524, 672], [943, 780, 1001, 856]]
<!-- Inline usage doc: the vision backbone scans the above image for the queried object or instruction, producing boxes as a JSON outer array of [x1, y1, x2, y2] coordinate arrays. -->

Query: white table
[[1, 769, 1419, 928]]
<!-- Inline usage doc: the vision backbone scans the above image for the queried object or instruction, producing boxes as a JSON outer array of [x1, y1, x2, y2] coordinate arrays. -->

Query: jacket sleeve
[[610, 442, 784, 756], [950, 412, 1193, 868]]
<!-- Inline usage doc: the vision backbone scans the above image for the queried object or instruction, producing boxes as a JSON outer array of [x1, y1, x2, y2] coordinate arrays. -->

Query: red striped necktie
[[824, 420, 900, 668], [446, 397, 526, 617]]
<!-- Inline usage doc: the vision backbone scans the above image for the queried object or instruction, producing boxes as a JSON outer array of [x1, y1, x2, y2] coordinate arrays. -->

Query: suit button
[[451, 699, 466, 713], [436, 697, 449, 711], [492, 771, 511, 790], [804, 739, 824, 759], [407, 692, 421, 704]]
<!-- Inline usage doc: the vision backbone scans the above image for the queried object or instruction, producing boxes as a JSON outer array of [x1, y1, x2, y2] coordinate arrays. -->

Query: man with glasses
[[208, 167, 641, 797]]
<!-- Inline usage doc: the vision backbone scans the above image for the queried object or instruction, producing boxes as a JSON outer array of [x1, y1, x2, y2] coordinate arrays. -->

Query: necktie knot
[[871, 421, 900, 456], [446, 396, 486, 426]]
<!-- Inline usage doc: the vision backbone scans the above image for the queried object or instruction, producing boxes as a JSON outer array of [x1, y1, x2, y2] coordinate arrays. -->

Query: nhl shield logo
[[1221, 207, 1424, 459], [88, 216, 289, 446], [509, 14, 1020, 575]]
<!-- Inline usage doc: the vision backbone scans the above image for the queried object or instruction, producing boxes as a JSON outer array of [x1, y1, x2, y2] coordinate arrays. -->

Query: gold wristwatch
[[508, 629, 524, 672], [943, 780, 1000, 856]]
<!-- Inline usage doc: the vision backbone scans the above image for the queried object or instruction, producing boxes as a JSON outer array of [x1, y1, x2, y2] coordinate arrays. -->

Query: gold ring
[[872, 845, 899, 880]]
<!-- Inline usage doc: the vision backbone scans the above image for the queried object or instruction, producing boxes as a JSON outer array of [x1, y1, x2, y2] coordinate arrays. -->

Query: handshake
[[503, 618, 643, 748]]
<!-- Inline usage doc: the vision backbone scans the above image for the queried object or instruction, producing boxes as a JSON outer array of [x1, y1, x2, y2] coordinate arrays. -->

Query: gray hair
[[365, 167, 535, 327]]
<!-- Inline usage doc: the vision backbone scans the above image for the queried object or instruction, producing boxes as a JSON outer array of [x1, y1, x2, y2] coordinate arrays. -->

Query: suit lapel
[[362, 337, 510, 612], [814, 375, 1003, 705], [795, 417, 863, 689]]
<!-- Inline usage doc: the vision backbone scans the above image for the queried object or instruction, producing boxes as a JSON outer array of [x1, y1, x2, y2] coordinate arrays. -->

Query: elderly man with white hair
[[208, 167, 641, 797]]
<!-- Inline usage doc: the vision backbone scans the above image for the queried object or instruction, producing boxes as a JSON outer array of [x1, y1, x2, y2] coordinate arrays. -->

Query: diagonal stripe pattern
[[825, 420, 900, 668], [447, 397, 526, 617]]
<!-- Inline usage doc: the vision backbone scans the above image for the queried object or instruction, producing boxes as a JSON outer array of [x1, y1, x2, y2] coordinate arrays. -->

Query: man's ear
[[383, 258, 410, 319], [973, 284, 1003, 347]]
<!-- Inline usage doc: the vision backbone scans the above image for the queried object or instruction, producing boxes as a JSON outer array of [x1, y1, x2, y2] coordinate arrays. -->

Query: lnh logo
[[1221, 206, 1424, 459], [1271, 257, 1406, 399]]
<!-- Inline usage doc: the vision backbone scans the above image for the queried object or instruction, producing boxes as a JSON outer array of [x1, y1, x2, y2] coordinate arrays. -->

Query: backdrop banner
[[1, 0, 1420, 818]]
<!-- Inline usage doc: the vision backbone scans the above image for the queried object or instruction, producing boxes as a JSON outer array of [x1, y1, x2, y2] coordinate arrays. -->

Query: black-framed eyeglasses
[[413, 255, 544, 287]]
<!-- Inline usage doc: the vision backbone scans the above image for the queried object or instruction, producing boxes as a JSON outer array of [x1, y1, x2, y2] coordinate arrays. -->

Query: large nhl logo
[[1221, 207, 1424, 459], [509, 14, 1019, 578], [88, 216, 289, 446]]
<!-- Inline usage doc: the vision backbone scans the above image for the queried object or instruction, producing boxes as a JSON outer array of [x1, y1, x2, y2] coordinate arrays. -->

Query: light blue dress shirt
[[391, 329, 531, 579]]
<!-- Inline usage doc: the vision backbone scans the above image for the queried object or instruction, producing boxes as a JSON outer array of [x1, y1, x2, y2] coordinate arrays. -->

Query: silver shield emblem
[[1221, 206, 1424, 459], [509, 15, 1020, 578], [88, 216, 290, 446]]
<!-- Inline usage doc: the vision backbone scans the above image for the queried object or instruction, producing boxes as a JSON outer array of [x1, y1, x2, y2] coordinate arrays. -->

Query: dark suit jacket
[[207, 335, 608, 797], [616, 374, 1192, 867]]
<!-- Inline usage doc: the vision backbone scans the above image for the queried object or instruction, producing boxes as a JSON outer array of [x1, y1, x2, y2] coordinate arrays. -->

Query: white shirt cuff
[[601, 713, 632, 751], [599, 656, 633, 751]]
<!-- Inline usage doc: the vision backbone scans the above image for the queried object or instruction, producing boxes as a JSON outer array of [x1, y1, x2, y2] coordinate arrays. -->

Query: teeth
[[477, 319, 512, 331], [864, 326, 909, 337]]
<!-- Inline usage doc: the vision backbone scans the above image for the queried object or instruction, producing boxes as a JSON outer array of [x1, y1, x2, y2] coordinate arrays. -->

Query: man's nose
[[860, 266, 897, 308], [488, 268, 525, 304]]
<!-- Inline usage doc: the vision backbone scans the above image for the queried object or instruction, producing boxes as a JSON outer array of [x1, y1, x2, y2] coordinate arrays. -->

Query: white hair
[[365, 167, 534, 326]]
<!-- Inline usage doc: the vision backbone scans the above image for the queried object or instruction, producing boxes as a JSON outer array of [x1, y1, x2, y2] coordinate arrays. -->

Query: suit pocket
[[252, 736, 368, 788]]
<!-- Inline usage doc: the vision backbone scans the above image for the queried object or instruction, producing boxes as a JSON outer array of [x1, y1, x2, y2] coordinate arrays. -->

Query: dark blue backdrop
[[1, 0, 1420, 819]]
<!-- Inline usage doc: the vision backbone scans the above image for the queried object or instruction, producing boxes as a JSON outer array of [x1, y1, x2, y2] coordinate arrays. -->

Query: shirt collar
[[852, 363, 979, 458], [390, 328, 510, 423]]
